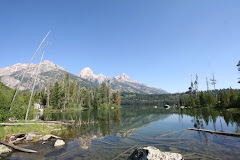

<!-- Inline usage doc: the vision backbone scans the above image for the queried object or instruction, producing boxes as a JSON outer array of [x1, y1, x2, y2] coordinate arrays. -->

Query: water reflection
[[42, 106, 240, 153], [5, 106, 240, 159], [180, 108, 240, 132], [42, 107, 175, 149]]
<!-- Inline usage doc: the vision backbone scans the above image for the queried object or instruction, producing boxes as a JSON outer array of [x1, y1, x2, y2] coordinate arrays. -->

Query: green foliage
[[0, 83, 11, 122], [199, 91, 207, 107], [110, 103, 120, 108], [0, 124, 63, 140], [206, 92, 216, 106], [100, 103, 109, 109], [0, 73, 121, 122], [0, 79, 37, 122], [93, 87, 99, 109], [100, 82, 108, 104], [121, 92, 181, 106], [178, 89, 240, 109], [84, 89, 91, 108], [50, 80, 60, 109]]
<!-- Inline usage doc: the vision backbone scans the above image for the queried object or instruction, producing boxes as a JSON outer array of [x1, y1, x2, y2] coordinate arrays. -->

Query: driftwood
[[0, 123, 39, 126], [0, 140, 37, 153], [188, 128, 240, 137], [0, 121, 72, 126], [46, 134, 61, 139], [10, 135, 27, 144], [113, 144, 138, 160], [37, 120, 75, 124]]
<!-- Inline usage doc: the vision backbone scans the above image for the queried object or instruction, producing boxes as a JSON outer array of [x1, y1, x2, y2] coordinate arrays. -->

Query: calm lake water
[[4, 106, 240, 160]]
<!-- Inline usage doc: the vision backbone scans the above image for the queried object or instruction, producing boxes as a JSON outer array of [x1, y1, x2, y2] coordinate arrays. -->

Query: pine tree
[[199, 91, 207, 107], [84, 89, 91, 108], [51, 81, 60, 109], [107, 84, 112, 105], [93, 87, 99, 109], [220, 91, 227, 107], [206, 92, 216, 106], [100, 82, 107, 104]]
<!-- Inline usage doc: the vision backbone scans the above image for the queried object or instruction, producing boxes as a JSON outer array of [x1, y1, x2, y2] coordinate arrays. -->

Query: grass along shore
[[0, 123, 64, 141]]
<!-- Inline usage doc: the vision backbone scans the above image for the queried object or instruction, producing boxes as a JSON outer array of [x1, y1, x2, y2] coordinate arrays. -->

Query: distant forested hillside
[[121, 92, 181, 106]]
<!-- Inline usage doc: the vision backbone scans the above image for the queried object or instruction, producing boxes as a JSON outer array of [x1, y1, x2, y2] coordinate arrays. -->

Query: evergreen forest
[[0, 73, 120, 122]]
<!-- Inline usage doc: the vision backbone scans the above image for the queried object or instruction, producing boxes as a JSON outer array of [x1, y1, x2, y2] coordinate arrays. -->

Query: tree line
[[180, 60, 240, 109], [0, 77, 35, 122], [121, 92, 180, 106], [37, 73, 120, 110], [0, 73, 121, 122], [179, 89, 240, 108]]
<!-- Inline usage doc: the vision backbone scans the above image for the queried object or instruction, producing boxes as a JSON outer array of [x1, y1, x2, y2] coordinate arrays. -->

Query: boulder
[[0, 145, 12, 155], [128, 146, 183, 160], [9, 135, 17, 142], [39, 135, 52, 141], [39, 134, 61, 141], [54, 139, 65, 147], [26, 133, 41, 141]]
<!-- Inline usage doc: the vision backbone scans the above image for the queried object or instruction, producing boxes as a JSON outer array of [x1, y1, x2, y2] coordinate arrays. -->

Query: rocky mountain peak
[[120, 73, 129, 78], [42, 60, 55, 65], [114, 73, 137, 83], [78, 67, 95, 78], [0, 61, 167, 94], [0, 60, 67, 90], [40, 60, 66, 71]]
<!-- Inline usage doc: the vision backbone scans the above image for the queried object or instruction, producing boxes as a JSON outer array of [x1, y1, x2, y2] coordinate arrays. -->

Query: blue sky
[[0, 0, 240, 93]]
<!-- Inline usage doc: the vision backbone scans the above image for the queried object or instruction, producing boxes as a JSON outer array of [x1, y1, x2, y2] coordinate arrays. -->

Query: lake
[[4, 106, 240, 159]]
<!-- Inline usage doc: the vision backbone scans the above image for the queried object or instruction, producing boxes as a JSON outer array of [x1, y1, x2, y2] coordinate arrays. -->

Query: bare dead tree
[[194, 74, 198, 97], [210, 73, 217, 97], [206, 77, 209, 92], [10, 31, 51, 112], [25, 51, 44, 121]]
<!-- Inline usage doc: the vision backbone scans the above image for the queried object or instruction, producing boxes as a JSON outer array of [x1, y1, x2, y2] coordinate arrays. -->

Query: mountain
[[0, 61, 167, 94], [0, 60, 97, 90], [78, 67, 167, 94]]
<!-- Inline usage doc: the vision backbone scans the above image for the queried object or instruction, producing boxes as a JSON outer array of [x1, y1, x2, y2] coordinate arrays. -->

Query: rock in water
[[0, 145, 12, 155], [39, 135, 52, 141], [128, 146, 183, 160], [26, 133, 41, 141], [54, 139, 65, 147]]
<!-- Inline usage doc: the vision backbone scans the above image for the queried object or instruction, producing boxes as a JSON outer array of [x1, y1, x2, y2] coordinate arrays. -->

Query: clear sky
[[0, 0, 240, 93]]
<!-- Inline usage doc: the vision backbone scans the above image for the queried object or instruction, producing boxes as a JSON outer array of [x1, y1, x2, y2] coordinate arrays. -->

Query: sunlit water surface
[[3, 106, 240, 160]]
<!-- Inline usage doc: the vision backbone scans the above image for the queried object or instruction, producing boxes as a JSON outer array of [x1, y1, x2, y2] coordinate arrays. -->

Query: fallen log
[[0, 122, 71, 126], [0, 123, 36, 126], [187, 128, 240, 137], [0, 140, 37, 153], [10, 135, 27, 144]]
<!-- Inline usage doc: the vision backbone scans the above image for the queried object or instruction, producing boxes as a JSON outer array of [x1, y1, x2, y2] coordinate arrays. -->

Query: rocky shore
[[0, 132, 65, 156]]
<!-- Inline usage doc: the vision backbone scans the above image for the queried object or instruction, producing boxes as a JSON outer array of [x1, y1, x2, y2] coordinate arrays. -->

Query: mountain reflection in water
[[4, 106, 240, 160], [41, 106, 172, 149]]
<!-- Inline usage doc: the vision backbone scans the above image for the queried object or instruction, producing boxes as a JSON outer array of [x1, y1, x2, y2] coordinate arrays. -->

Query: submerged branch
[[0, 140, 37, 153], [188, 128, 240, 137]]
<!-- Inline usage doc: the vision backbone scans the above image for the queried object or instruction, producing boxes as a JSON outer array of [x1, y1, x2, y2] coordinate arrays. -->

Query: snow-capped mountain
[[0, 60, 95, 90], [77, 67, 167, 94], [0, 60, 167, 94]]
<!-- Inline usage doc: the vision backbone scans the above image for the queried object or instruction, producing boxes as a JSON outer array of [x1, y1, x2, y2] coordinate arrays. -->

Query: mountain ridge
[[0, 60, 168, 94], [77, 67, 167, 94]]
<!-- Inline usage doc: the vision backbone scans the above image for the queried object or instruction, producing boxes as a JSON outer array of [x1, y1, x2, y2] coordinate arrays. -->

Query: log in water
[[0, 140, 37, 153], [187, 128, 240, 137]]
